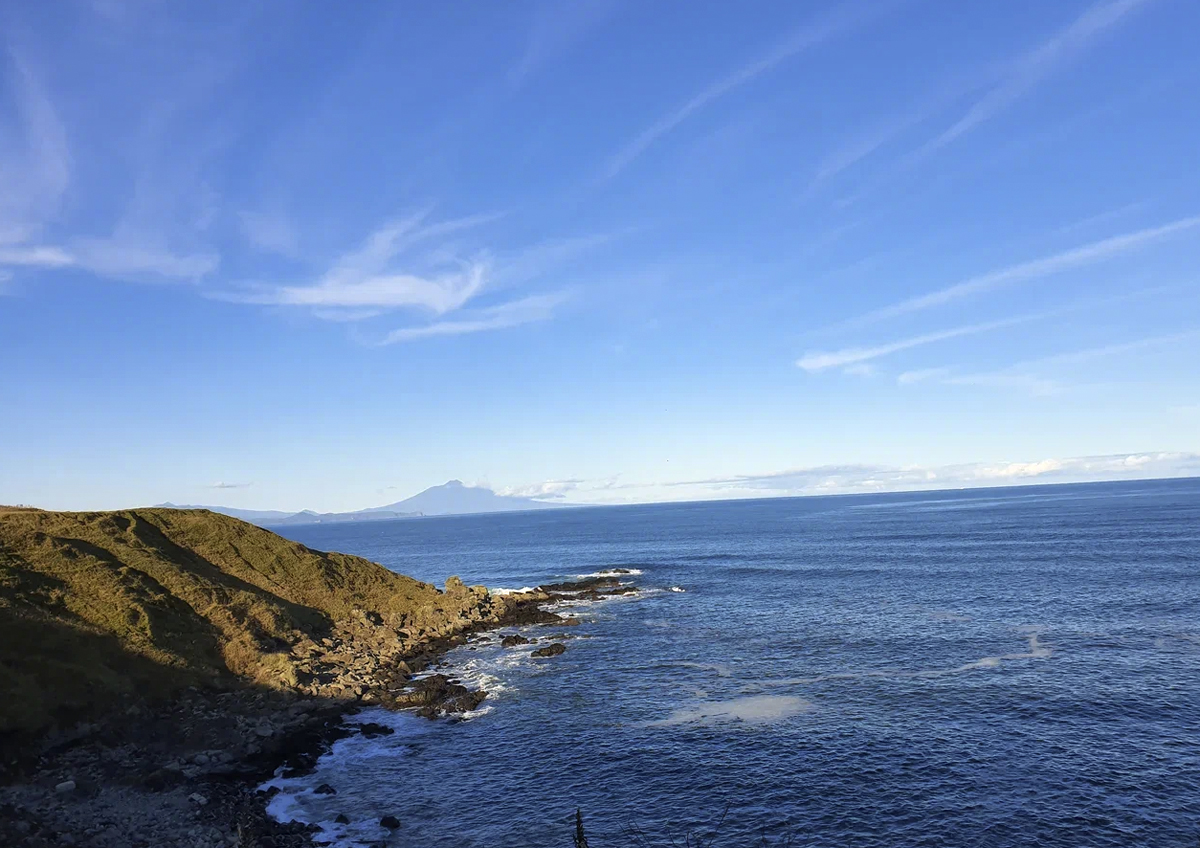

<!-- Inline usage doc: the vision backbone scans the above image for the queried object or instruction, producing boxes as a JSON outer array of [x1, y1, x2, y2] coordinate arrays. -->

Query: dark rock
[[335, 814, 350, 825], [380, 815, 401, 830], [500, 603, 563, 626], [540, 576, 622, 593], [139, 768, 184, 791], [500, 634, 530, 647], [531, 643, 566, 658], [357, 722, 394, 739], [393, 674, 487, 717], [561, 617, 582, 626], [314, 783, 337, 795]]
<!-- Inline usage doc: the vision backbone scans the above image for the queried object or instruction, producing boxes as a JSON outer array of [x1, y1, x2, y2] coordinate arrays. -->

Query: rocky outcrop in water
[[531, 643, 567, 658]]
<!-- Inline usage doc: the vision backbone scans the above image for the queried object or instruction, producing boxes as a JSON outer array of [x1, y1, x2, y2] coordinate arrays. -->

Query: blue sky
[[2, 0, 1199, 511]]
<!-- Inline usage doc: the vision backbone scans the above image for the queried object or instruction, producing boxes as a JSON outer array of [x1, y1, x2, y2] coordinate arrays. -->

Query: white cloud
[[914, 0, 1154, 158], [842, 363, 877, 377], [239, 211, 299, 257], [0, 53, 70, 247], [897, 366, 952, 385], [225, 213, 506, 315], [273, 262, 488, 312], [556, 452, 1200, 505], [903, 328, 1200, 395], [602, 1, 889, 179], [943, 372, 1061, 396], [507, 0, 618, 88], [0, 245, 74, 267], [208, 481, 252, 489], [72, 238, 219, 282], [839, 215, 1200, 329], [0, 238, 217, 282], [971, 458, 1064, 479], [498, 479, 582, 500], [797, 313, 1036, 372], [381, 292, 568, 344]]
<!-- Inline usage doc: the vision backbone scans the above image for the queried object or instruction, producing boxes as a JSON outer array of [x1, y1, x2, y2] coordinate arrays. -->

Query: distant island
[[159, 479, 561, 527]]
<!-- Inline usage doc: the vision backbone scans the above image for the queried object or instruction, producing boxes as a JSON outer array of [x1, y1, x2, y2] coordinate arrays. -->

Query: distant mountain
[[156, 503, 298, 524], [267, 509, 418, 526], [157, 480, 555, 528], [363, 480, 558, 516]]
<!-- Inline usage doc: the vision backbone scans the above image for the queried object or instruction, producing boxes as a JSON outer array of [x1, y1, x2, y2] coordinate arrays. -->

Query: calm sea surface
[[267, 479, 1200, 847]]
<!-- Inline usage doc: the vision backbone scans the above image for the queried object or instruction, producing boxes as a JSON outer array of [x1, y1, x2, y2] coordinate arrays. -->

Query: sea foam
[[645, 695, 814, 728]]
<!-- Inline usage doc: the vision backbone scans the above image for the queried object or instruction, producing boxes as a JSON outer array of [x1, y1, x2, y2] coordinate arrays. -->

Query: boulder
[[531, 643, 566, 658], [357, 722, 394, 739], [380, 815, 401, 830], [314, 783, 336, 795], [500, 634, 530, 648], [392, 674, 488, 717]]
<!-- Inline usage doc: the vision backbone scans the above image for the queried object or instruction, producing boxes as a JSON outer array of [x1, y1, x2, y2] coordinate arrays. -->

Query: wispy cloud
[[899, 328, 1200, 395], [1050, 200, 1150, 237], [0, 245, 74, 267], [842, 363, 878, 377], [797, 313, 1040, 372], [239, 210, 299, 257], [897, 366, 952, 385], [492, 452, 1200, 506], [911, 0, 1155, 159], [507, 0, 619, 89], [269, 262, 488, 312], [498, 478, 584, 500], [659, 452, 1200, 498], [0, 238, 217, 282], [208, 481, 252, 489], [942, 372, 1061, 396], [0, 32, 227, 285], [835, 215, 1200, 329], [381, 291, 568, 343], [225, 212, 502, 313], [0, 51, 70, 246], [601, 2, 889, 180], [72, 238, 219, 282], [808, 75, 988, 188]]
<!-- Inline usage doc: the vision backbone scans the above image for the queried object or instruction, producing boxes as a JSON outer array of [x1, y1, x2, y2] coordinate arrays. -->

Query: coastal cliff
[[0, 506, 550, 739], [0, 506, 574, 847]]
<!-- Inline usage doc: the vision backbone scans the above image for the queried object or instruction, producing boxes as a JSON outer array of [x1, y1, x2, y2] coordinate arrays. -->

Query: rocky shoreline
[[0, 573, 639, 848]]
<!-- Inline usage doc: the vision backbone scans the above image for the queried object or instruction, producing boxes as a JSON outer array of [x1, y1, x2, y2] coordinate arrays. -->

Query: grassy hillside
[[0, 507, 467, 736]]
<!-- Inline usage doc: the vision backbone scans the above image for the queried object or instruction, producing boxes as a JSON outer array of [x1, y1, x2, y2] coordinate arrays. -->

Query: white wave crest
[[576, 568, 644, 578]]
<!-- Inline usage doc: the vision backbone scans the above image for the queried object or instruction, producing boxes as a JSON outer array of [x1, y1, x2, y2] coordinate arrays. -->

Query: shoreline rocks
[[0, 571, 639, 847]]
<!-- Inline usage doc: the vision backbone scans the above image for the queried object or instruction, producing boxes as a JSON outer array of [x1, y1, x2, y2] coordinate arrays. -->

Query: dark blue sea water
[[266, 479, 1200, 848]]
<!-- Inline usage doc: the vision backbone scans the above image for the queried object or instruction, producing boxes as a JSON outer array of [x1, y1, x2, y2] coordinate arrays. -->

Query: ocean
[[265, 478, 1200, 847]]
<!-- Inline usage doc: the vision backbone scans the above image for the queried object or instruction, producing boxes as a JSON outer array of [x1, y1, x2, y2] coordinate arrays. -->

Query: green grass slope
[[0, 507, 453, 735]]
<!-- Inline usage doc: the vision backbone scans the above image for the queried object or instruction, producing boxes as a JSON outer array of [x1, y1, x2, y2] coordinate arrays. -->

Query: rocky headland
[[0, 506, 638, 847]]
